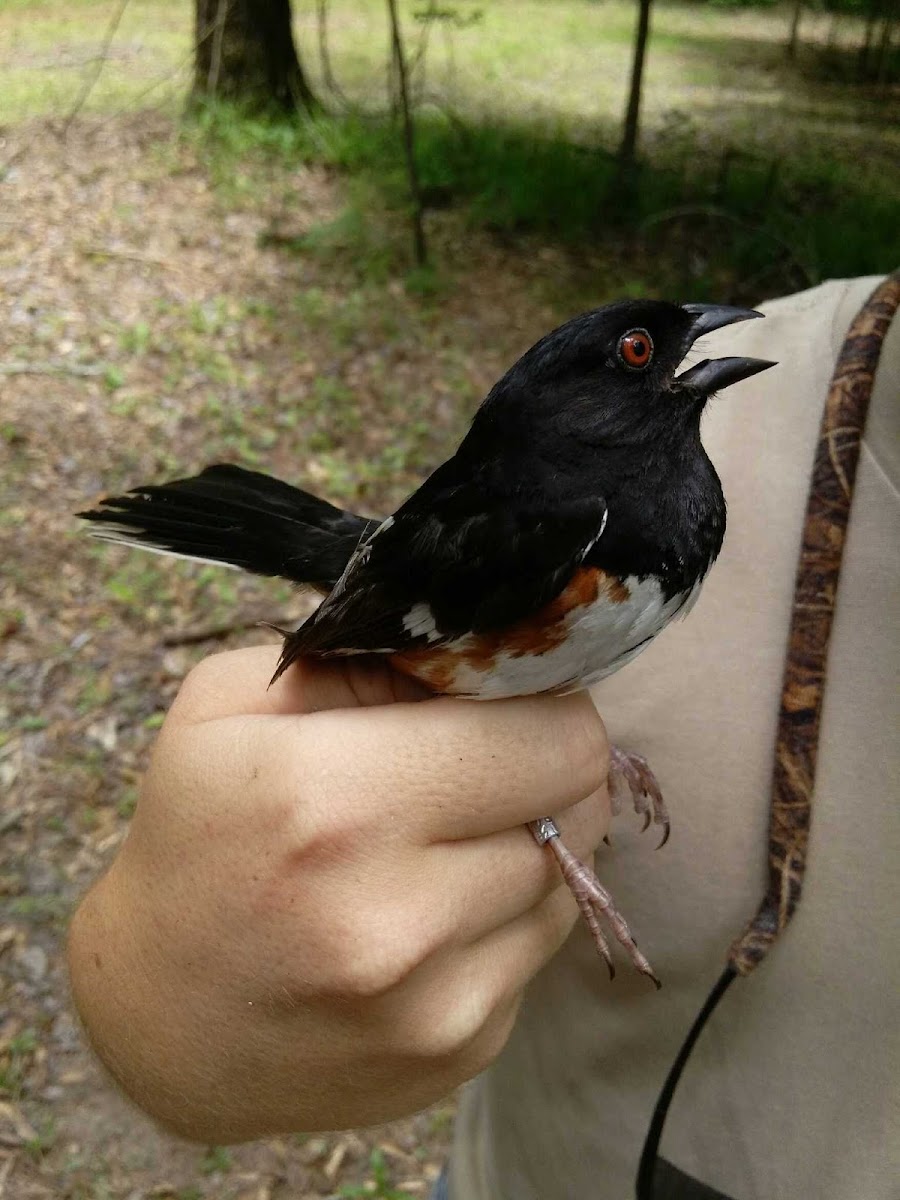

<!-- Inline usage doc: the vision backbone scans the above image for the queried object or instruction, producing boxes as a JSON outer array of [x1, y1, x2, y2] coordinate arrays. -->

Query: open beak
[[675, 303, 776, 393]]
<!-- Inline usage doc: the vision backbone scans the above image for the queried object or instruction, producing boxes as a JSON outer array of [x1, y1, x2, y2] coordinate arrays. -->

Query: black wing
[[272, 463, 607, 680]]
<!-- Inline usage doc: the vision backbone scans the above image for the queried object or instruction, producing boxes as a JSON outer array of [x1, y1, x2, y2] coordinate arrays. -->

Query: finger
[[169, 645, 428, 725], [407, 787, 609, 948], [285, 690, 609, 841], [465, 884, 581, 1009], [380, 886, 579, 1062]]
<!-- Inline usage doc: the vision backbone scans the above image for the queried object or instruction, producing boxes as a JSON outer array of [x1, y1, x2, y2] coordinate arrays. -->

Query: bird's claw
[[609, 745, 670, 848], [545, 833, 661, 989]]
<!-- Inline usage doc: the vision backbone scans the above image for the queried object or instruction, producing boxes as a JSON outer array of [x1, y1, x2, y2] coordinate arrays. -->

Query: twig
[[83, 244, 187, 275], [385, 0, 428, 265], [0, 361, 106, 378], [162, 616, 296, 647], [96, 53, 193, 131], [0, 143, 28, 179], [619, 0, 654, 166], [207, 0, 229, 95], [0, 1153, 17, 1199], [316, 0, 350, 104], [59, 0, 132, 137], [407, 0, 437, 98]]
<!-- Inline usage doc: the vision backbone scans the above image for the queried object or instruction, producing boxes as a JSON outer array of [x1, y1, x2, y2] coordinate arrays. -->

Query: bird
[[79, 299, 775, 986]]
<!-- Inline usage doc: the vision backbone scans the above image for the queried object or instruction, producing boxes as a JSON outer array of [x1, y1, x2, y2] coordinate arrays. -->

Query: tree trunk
[[619, 0, 653, 167], [194, 0, 318, 114]]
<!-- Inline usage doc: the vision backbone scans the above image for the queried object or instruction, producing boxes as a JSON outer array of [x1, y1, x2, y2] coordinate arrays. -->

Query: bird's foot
[[608, 744, 670, 847], [528, 819, 661, 988]]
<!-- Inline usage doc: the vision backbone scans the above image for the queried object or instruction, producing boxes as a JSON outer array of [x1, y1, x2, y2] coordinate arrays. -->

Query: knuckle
[[313, 908, 428, 1000], [563, 788, 610, 860], [567, 697, 609, 793], [174, 652, 231, 712], [183, 651, 229, 690], [283, 794, 353, 865], [410, 983, 521, 1071], [463, 997, 520, 1074], [276, 736, 368, 858], [411, 985, 495, 1061]]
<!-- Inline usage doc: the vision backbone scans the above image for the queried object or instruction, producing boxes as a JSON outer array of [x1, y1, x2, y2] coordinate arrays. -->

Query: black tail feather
[[78, 463, 374, 589]]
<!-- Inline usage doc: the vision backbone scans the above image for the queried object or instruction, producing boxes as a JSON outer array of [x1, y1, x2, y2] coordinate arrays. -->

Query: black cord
[[636, 966, 738, 1199]]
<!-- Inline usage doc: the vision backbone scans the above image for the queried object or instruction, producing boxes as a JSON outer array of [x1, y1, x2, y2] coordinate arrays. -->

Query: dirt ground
[[0, 109, 600, 1199]]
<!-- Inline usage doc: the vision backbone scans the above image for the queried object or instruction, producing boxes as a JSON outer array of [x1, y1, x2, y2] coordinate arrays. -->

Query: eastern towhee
[[80, 299, 775, 986]]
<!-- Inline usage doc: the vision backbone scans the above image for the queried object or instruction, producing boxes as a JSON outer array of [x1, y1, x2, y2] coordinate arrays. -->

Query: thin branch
[[59, 0, 132, 136], [207, 0, 229, 95], [0, 143, 28, 179], [0, 361, 107, 378], [407, 0, 438, 99], [83, 245, 188, 275], [619, 0, 654, 166], [162, 615, 296, 646], [385, 0, 427, 265], [316, 0, 350, 103]]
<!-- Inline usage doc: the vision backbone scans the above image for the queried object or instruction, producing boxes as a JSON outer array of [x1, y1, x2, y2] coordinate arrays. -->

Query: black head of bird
[[460, 299, 774, 462]]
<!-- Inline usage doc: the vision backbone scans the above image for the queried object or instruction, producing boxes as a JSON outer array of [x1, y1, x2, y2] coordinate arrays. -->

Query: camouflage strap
[[730, 270, 900, 976]]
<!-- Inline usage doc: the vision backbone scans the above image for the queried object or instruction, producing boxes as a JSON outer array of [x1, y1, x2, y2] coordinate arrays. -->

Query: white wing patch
[[401, 602, 442, 642]]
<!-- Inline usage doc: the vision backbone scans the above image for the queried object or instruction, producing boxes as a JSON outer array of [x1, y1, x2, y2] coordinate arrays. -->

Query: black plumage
[[81, 461, 375, 590]]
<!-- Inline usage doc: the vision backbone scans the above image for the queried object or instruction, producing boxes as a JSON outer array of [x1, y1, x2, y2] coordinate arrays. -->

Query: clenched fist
[[67, 645, 609, 1142]]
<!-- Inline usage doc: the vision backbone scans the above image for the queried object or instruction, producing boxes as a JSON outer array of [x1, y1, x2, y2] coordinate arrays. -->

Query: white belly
[[438, 575, 701, 700]]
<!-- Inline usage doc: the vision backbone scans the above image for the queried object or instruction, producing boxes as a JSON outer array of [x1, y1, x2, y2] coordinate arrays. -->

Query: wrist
[[67, 855, 230, 1140]]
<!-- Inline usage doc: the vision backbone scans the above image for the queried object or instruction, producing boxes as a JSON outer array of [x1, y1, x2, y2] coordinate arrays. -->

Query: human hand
[[67, 646, 609, 1141]]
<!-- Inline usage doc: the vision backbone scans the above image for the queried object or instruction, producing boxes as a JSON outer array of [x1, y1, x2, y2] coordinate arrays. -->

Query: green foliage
[[8, 1029, 38, 1056], [24, 1116, 58, 1161], [339, 1147, 411, 1199], [185, 96, 897, 301], [103, 365, 125, 392], [116, 788, 139, 820], [698, 0, 869, 9], [200, 1145, 233, 1175], [18, 715, 49, 731], [701, 0, 778, 9], [7, 893, 71, 924]]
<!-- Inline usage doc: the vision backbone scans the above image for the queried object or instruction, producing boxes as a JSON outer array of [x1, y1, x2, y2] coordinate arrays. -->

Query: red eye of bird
[[618, 329, 654, 370]]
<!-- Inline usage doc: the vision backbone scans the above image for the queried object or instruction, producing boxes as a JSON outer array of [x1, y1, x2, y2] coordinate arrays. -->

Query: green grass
[[180, 94, 896, 298], [199, 1145, 232, 1175], [339, 1147, 412, 1199], [0, 0, 191, 124]]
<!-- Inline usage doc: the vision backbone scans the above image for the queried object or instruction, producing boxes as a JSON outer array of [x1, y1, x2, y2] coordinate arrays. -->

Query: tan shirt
[[449, 277, 899, 1200]]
